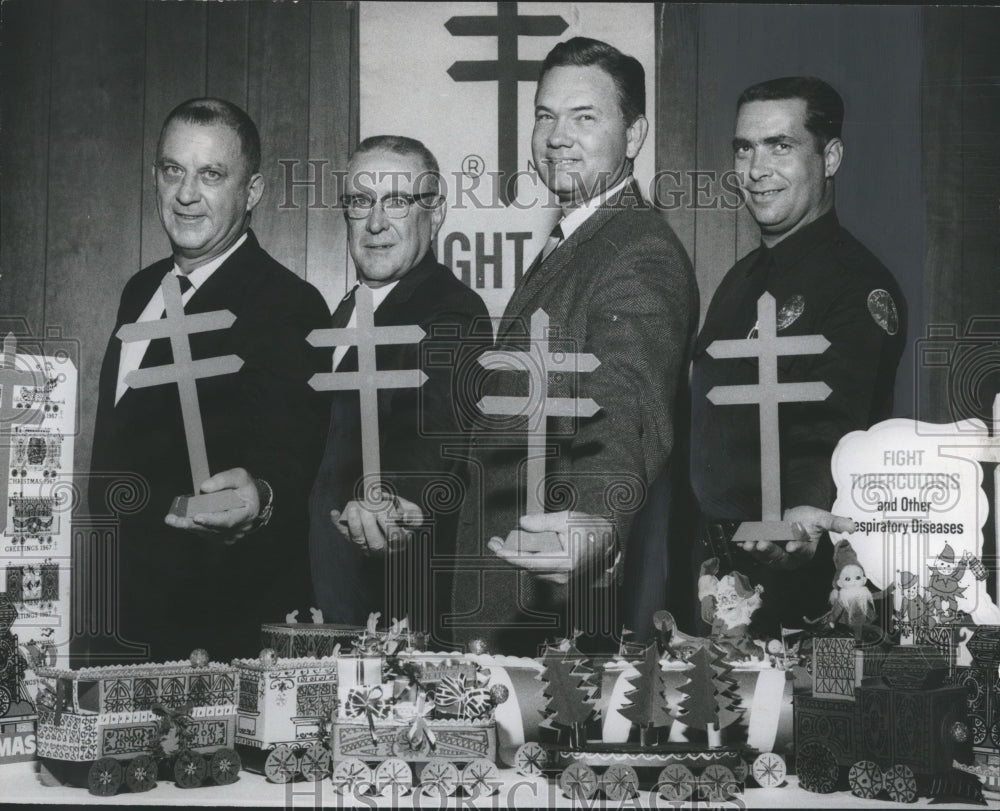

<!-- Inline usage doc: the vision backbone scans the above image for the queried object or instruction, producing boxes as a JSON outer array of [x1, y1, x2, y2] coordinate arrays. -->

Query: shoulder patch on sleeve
[[867, 289, 899, 335]]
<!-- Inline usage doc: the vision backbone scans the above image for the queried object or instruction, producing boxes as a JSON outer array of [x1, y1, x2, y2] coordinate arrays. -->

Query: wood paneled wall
[[4, 1, 996, 480], [656, 4, 924, 417], [2, 0, 358, 476], [921, 6, 1000, 425]]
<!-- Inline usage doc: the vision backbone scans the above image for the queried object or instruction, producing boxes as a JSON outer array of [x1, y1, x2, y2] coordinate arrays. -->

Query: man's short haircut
[[738, 77, 845, 149], [350, 135, 441, 194], [159, 98, 262, 177], [538, 37, 645, 125]]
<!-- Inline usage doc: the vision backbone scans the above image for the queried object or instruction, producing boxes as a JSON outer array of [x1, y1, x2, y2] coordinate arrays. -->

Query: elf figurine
[[925, 543, 967, 619]]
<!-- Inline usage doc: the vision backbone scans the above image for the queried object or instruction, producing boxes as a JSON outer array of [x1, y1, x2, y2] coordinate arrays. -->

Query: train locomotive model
[[35, 650, 241, 795], [795, 635, 975, 802]]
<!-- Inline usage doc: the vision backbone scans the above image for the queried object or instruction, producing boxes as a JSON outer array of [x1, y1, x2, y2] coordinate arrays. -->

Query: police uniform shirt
[[690, 211, 906, 522]]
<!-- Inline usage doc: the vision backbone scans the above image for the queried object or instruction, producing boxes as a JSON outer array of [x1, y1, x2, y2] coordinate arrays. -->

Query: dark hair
[[738, 77, 844, 149], [351, 135, 441, 193], [539, 37, 645, 125], [159, 98, 261, 176]]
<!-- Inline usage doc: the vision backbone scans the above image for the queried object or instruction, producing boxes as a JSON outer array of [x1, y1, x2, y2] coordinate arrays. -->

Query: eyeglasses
[[340, 192, 440, 219]]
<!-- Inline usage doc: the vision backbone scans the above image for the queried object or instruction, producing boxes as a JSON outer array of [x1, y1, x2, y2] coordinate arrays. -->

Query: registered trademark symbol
[[462, 154, 485, 178]]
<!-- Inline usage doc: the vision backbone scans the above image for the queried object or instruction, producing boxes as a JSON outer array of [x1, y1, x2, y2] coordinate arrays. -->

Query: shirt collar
[[557, 175, 635, 240], [363, 279, 400, 310], [172, 231, 248, 290], [757, 210, 840, 275]]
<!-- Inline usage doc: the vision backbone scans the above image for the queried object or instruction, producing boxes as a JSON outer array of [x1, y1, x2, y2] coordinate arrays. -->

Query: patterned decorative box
[[330, 717, 496, 764], [812, 636, 861, 700], [794, 694, 857, 763], [260, 623, 365, 659], [854, 683, 970, 773], [954, 664, 1000, 750]]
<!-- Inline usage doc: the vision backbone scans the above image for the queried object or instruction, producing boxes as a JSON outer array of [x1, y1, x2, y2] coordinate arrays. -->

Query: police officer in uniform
[[689, 77, 905, 634]]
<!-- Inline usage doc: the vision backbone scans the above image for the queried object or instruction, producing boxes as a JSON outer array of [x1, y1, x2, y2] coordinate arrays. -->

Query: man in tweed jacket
[[449, 38, 698, 655]]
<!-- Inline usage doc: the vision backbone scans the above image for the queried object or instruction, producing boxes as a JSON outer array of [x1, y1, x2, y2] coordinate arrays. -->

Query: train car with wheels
[[327, 653, 507, 799], [231, 650, 338, 782], [34, 653, 241, 795], [512, 739, 783, 803]]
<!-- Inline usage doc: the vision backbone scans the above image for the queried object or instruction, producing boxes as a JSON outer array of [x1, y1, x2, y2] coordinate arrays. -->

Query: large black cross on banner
[[117, 274, 244, 516], [307, 284, 428, 496], [706, 292, 831, 543], [0, 333, 46, 531], [445, 2, 568, 206], [478, 308, 601, 515]]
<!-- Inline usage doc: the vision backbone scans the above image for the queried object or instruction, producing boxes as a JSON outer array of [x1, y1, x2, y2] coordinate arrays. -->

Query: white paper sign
[[831, 418, 1000, 624]]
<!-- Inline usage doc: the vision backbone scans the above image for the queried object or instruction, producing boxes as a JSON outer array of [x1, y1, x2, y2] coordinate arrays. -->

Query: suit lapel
[[500, 180, 643, 339]]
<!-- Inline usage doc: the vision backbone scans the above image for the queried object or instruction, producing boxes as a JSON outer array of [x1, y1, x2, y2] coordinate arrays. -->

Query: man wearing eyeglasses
[[307, 135, 489, 632]]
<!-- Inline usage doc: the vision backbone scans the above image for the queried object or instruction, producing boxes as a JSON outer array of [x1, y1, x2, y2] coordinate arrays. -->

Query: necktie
[[331, 285, 360, 371], [540, 222, 564, 263], [137, 274, 195, 370]]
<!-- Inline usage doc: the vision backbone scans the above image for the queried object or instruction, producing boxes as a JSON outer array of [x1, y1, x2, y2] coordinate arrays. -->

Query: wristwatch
[[253, 478, 274, 530]]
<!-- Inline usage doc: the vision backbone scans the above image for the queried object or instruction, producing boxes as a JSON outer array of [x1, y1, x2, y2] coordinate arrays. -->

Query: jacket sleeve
[[563, 230, 698, 543]]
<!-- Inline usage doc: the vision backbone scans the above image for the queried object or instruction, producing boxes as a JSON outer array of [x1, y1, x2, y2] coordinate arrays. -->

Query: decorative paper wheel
[[971, 715, 987, 745], [991, 722, 1000, 748], [797, 742, 838, 793], [210, 748, 241, 785], [558, 763, 599, 800], [848, 760, 883, 799], [297, 742, 330, 782], [0, 686, 11, 718], [600, 764, 639, 800], [752, 752, 787, 788], [461, 758, 500, 797], [698, 764, 737, 800], [263, 744, 299, 784], [87, 757, 123, 796], [331, 757, 372, 796], [419, 758, 459, 797], [732, 758, 749, 783], [657, 764, 694, 802], [513, 742, 549, 776], [373, 757, 413, 796], [174, 751, 208, 789], [883, 764, 917, 803], [125, 754, 157, 792]]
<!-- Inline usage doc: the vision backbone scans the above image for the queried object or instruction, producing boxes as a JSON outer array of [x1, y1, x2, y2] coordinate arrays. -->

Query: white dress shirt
[[115, 233, 247, 404]]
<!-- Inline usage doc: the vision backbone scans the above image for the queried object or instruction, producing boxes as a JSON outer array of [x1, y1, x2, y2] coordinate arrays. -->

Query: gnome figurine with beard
[[810, 539, 890, 640]]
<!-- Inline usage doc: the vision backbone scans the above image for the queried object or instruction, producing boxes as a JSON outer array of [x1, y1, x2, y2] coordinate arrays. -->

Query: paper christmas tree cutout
[[619, 643, 673, 741], [538, 648, 597, 747], [672, 643, 743, 746]]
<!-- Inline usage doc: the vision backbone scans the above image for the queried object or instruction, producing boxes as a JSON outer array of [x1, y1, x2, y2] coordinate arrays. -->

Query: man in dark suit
[[449, 38, 698, 655], [89, 98, 329, 663], [308, 136, 489, 637]]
